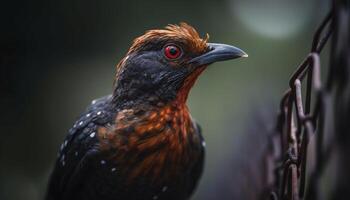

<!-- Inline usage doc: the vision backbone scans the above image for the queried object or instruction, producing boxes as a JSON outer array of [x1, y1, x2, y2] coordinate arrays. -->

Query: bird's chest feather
[[97, 103, 202, 187]]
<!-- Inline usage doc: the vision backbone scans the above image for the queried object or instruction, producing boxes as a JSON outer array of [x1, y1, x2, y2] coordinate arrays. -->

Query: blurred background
[[0, 0, 331, 199]]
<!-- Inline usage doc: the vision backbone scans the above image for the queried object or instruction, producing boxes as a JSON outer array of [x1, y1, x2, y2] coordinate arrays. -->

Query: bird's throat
[[175, 67, 206, 104]]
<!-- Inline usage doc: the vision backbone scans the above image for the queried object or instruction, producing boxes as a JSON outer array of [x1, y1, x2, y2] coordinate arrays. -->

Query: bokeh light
[[231, 0, 317, 39]]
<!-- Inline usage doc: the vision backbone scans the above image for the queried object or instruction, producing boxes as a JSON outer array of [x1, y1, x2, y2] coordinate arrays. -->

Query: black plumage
[[46, 23, 246, 200]]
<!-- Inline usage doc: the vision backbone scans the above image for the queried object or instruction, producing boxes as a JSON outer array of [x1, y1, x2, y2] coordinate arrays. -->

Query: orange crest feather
[[129, 22, 209, 54]]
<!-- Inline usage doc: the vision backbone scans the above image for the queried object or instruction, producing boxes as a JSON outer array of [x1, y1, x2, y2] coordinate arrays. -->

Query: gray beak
[[189, 43, 248, 66]]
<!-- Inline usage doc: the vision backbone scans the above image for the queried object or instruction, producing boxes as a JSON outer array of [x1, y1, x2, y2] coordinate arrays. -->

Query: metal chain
[[269, 11, 333, 200]]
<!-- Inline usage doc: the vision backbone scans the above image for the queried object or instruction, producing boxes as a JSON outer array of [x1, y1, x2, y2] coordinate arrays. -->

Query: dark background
[[0, 0, 329, 199]]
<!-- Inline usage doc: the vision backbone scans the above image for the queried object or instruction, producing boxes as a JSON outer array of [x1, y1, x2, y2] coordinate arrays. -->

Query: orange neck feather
[[174, 67, 207, 105]]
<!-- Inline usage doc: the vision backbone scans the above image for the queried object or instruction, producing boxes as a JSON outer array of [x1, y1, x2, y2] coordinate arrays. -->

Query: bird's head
[[113, 23, 247, 108]]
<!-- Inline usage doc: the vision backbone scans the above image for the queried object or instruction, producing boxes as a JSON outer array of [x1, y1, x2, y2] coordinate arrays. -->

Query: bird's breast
[[97, 103, 203, 185]]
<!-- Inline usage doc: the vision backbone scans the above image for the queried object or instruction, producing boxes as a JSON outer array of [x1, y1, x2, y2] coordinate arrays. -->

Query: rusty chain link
[[268, 10, 334, 200]]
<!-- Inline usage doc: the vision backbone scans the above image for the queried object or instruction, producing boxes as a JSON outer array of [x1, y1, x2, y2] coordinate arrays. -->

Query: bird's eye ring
[[164, 44, 182, 60]]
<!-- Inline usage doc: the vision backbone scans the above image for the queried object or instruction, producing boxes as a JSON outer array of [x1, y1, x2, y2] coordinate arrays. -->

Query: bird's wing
[[46, 95, 114, 200], [187, 121, 205, 197]]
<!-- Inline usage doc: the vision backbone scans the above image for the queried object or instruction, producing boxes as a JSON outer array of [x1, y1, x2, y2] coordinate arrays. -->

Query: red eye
[[164, 45, 182, 60]]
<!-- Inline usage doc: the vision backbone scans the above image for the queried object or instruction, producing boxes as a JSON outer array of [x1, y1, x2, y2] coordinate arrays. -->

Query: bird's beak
[[189, 43, 248, 66]]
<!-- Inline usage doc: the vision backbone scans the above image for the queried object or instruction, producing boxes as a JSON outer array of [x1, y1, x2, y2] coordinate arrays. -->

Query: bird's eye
[[164, 45, 182, 60]]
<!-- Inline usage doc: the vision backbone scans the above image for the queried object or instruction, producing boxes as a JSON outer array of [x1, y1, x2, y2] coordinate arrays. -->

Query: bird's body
[[47, 94, 204, 200], [46, 23, 247, 200]]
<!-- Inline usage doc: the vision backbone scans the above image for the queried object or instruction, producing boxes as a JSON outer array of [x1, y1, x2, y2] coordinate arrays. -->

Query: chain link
[[269, 11, 333, 200]]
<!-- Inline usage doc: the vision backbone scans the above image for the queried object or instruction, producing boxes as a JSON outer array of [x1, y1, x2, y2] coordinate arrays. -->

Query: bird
[[46, 22, 247, 200]]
